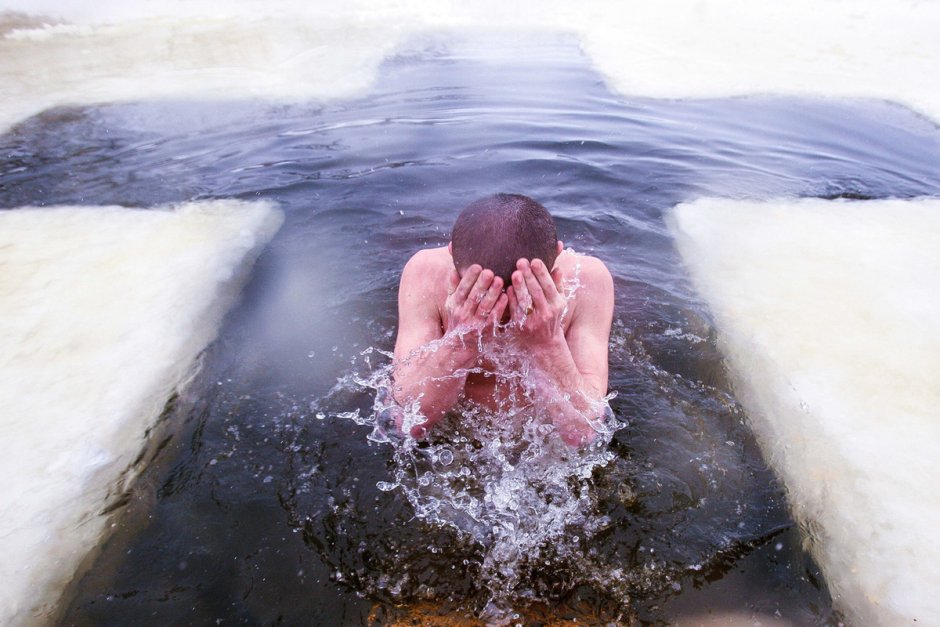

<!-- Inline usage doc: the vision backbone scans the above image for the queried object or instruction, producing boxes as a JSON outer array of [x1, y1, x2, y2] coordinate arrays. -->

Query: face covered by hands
[[446, 257, 568, 354]]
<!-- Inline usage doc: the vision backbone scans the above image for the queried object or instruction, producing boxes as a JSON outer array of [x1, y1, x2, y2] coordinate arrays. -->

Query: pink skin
[[504, 257, 600, 446], [393, 241, 607, 446], [443, 264, 509, 342], [507, 257, 567, 349], [393, 264, 507, 438], [454, 257, 601, 446]]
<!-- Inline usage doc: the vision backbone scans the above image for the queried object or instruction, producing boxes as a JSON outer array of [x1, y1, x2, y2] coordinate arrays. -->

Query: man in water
[[392, 193, 614, 447]]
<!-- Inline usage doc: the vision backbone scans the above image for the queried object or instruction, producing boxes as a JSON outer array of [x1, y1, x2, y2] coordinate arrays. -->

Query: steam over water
[[4, 33, 940, 624]]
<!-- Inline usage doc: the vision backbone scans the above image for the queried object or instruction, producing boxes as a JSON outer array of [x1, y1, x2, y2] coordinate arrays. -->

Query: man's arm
[[508, 256, 614, 446], [392, 252, 507, 437]]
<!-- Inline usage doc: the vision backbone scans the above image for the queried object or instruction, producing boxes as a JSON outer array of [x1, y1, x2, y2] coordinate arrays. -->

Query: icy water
[[5, 34, 940, 624]]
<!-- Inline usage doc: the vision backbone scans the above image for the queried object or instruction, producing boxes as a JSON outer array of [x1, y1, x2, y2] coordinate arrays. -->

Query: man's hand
[[507, 258, 567, 350], [444, 264, 508, 345]]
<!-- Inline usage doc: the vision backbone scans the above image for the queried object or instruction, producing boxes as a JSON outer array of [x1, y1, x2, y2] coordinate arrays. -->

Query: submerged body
[[392, 243, 614, 446]]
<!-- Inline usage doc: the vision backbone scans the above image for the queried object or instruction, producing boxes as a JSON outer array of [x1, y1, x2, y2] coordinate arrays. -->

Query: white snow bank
[[1, 0, 940, 133], [3, 2, 940, 623], [668, 197, 940, 626], [0, 200, 283, 625]]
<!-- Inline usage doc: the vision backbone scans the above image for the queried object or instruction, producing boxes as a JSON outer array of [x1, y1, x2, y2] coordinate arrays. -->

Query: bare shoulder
[[556, 250, 614, 331], [556, 250, 614, 297], [404, 245, 451, 269], [400, 246, 452, 301], [395, 246, 453, 357]]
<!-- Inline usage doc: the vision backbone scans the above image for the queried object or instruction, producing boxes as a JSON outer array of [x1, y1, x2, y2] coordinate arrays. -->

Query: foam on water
[[668, 197, 940, 625], [0, 200, 282, 624]]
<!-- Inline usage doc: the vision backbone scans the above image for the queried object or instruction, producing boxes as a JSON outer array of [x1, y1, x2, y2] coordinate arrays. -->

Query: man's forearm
[[530, 337, 606, 446], [392, 334, 477, 435]]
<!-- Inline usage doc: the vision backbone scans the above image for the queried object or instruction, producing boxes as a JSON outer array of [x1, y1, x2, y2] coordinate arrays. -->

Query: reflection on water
[[4, 33, 939, 624]]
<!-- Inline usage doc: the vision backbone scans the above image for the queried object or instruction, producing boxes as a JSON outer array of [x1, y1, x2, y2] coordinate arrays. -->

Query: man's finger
[[447, 269, 460, 295], [507, 285, 518, 320], [511, 269, 531, 318], [453, 264, 482, 302], [470, 269, 495, 304], [477, 275, 503, 315], [519, 258, 548, 310], [489, 292, 509, 325], [531, 258, 560, 300]]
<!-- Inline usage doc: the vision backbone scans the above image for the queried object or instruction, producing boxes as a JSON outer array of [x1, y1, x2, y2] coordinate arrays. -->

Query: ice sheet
[[668, 197, 940, 625], [0, 200, 282, 625], [3, 1, 940, 623], [2, 1, 940, 133]]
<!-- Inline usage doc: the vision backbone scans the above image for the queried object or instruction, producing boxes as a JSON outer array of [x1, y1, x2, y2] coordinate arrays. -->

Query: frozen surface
[[668, 197, 940, 625], [3, 0, 940, 623], [2, 0, 940, 132], [0, 200, 282, 625]]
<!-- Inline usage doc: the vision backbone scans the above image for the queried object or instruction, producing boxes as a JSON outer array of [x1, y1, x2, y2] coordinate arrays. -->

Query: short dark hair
[[451, 193, 558, 286]]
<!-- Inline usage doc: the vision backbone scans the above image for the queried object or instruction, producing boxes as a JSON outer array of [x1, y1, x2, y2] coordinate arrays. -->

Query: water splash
[[330, 254, 627, 621]]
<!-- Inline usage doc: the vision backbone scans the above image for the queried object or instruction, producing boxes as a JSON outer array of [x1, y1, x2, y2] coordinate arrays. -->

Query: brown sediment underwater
[[368, 599, 628, 626]]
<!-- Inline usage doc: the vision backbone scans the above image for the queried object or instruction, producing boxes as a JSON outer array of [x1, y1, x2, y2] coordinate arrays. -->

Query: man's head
[[450, 193, 559, 286]]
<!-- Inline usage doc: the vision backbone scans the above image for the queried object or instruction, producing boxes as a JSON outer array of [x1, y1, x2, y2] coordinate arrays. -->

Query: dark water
[[5, 33, 940, 625]]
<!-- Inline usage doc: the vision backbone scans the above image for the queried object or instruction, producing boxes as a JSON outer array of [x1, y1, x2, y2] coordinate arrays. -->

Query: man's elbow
[[559, 423, 599, 448], [390, 394, 440, 439], [398, 415, 438, 440], [556, 398, 609, 447]]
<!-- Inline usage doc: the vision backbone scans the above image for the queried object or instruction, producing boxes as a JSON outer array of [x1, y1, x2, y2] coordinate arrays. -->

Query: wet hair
[[451, 193, 558, 286]]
